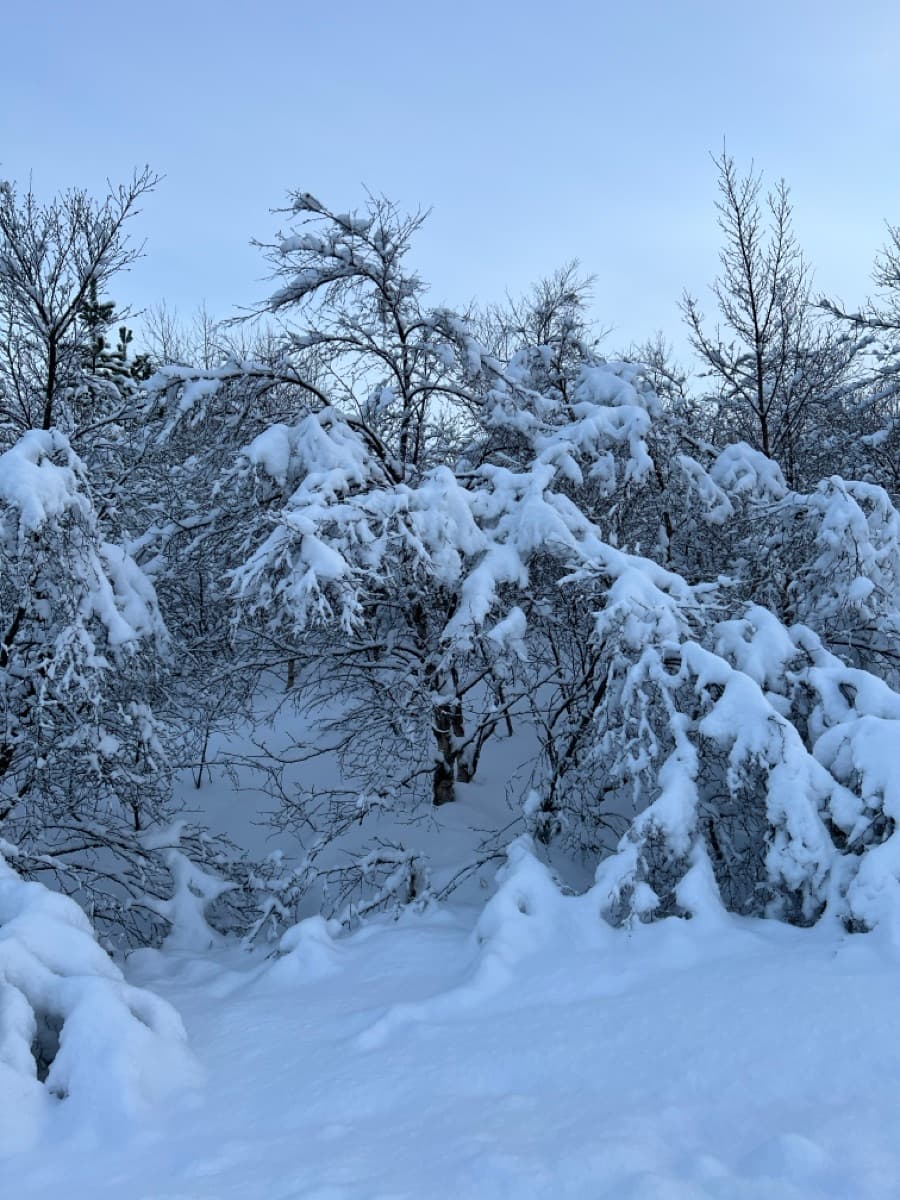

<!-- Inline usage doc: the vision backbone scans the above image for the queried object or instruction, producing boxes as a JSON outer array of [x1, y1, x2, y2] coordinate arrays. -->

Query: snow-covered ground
[[8, 847, 900, 1199]]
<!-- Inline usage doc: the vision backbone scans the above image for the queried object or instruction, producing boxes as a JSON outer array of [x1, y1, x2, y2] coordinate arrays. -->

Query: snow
[[141, 824, 237, 952], [95, 541, 169, 647], [710, 442, 788, 502], [0, 428, 166, 651], [0, 853, 198, 1158], [0, 429, 89, 534], [487, 605, 528, 656], [7, 877, 900, 1197]]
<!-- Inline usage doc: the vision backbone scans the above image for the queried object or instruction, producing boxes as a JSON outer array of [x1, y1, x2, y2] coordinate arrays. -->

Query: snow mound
[[0, 852, 199, 1153], [356, 838, 610, 1049], [264, 915, 343, 985], [471, 835, 606, 986]]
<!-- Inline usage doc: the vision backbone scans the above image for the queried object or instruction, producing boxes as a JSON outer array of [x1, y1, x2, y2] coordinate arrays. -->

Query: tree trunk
[[42, 337, 58, 430], [432, 758, 456, 806], [431, 697, 465, 805]]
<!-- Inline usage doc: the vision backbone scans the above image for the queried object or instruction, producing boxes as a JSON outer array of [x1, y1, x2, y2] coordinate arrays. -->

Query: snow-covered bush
[[668, 445, 900, 687], [0, 849, 197, 1148]]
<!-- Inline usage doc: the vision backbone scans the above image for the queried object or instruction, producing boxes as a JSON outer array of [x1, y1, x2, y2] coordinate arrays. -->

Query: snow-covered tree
[[559, 568, 900, 940], [258, 191, 498, 478], [0, 428, 176, 940], [227, 195, 708, 823]]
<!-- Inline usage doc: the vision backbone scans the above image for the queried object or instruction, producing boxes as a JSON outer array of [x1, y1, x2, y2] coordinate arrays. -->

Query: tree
[[0, 428, 172, 938], [819, 223, 900, 496], [256, 191, 495, 479], [147, 196, 498, 814], [590, 585, 900, 938], [683, 151, 857, 488], [150, 197, 666, 840], [0, 167, 158, 442]]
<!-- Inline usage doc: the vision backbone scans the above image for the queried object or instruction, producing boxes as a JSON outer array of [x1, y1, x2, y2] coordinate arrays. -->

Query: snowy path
[[9, 910, 900, 1199]]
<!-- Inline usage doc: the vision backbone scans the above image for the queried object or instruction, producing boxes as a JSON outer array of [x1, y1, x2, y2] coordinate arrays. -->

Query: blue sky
[[2, 0, 898, 363]]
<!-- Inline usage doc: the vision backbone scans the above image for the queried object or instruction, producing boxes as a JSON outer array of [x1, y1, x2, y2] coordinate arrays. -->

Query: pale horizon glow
[[3, 0, 898, 368]]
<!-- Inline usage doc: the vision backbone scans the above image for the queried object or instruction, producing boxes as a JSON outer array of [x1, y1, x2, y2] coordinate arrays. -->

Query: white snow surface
[[7, 847, 900, 1198], [0, 853, 198, 1161]]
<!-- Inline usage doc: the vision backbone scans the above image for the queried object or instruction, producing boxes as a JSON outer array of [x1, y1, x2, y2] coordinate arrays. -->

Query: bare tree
[[138, 299, 266, 369], [0, 167, 159, 440], [823, 222, 900, 336], [682, 151, 856, 487], [819, 224, 900, 493]]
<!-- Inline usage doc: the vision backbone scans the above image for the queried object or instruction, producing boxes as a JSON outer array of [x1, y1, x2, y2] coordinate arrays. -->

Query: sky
[[2, 0, 898, 366]]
